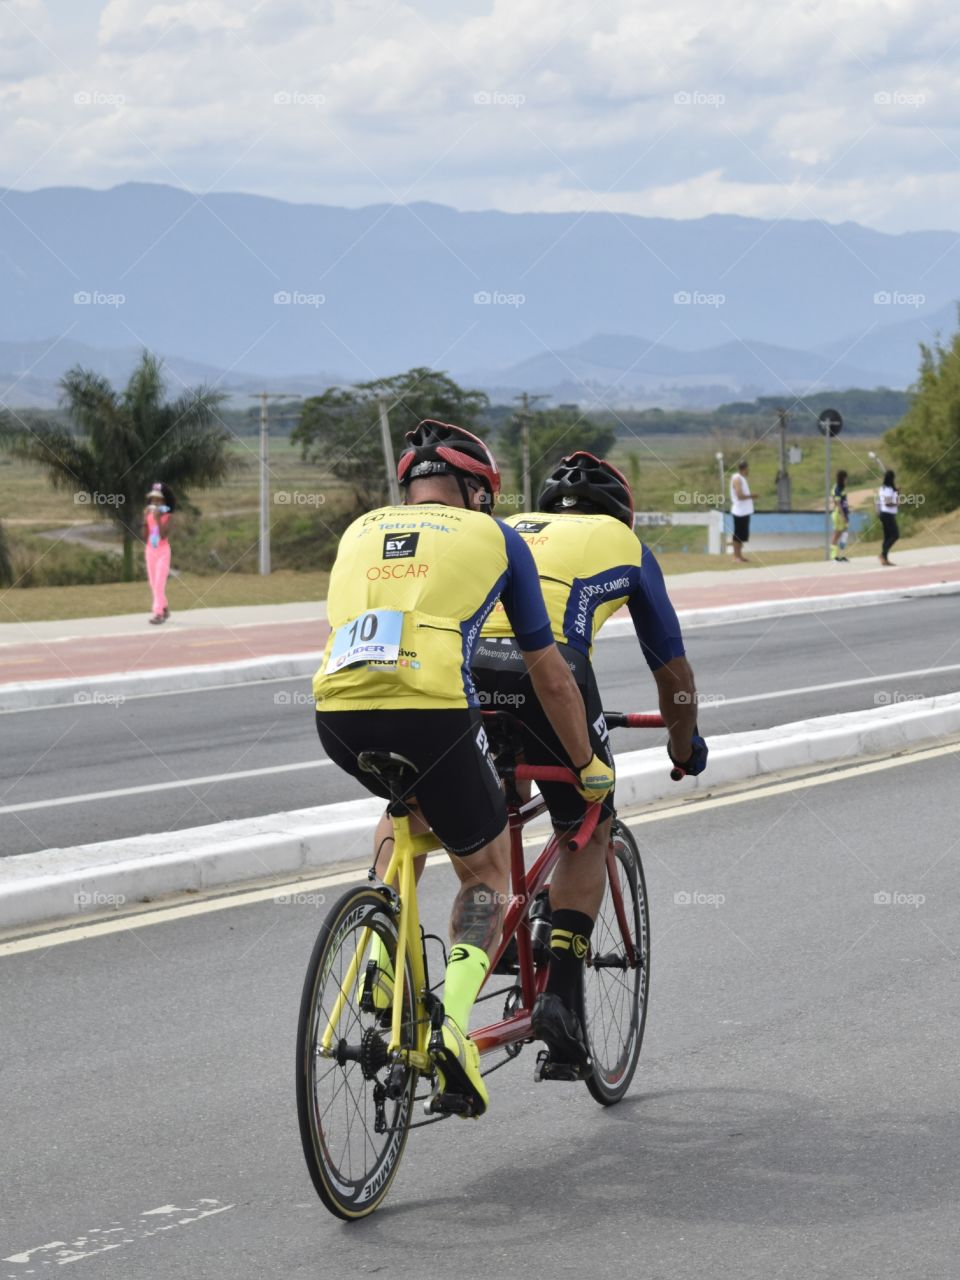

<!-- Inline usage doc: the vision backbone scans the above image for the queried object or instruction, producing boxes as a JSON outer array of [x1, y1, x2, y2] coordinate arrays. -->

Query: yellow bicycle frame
[[319, 812, 440, 1073]]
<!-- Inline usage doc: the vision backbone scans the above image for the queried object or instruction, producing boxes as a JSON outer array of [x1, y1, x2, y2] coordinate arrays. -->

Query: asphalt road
[[2, 746, 958, 1277], [1, 593, 959, 856]]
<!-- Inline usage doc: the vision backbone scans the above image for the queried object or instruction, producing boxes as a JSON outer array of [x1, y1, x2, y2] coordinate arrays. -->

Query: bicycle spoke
[[298, 887, 421, 1217]]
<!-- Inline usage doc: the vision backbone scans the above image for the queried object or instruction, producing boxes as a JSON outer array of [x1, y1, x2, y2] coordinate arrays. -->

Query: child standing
[[143, 482, 173, 624]]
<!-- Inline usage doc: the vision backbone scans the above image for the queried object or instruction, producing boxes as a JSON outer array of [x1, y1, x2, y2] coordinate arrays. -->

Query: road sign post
[[818, 408, 843, 561]]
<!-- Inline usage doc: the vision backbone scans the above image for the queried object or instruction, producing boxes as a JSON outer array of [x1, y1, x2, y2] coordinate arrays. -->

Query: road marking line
[[2, 740, 956, 958], [702, 662, 960, 708], [0, 759, 333, 815], [3, 1200, 236, 1268]]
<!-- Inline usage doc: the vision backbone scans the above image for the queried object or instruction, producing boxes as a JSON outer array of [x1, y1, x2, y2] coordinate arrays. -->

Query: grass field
[[2, 429, 956, 623]]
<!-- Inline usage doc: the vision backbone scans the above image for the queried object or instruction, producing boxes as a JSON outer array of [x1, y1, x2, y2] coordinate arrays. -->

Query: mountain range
[[1, 183, 958, 408]]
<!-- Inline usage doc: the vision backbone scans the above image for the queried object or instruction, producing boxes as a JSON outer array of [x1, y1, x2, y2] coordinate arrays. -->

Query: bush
[[10, 535, 126, 587], [172, 506, 347, 575]]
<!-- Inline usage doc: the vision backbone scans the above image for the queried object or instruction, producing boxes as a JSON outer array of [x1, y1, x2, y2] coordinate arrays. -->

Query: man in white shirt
[[730, 460, 754, 563]]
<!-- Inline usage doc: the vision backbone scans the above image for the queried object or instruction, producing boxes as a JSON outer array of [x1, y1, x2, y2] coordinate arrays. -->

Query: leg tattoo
[[450, 882, 504, 953]]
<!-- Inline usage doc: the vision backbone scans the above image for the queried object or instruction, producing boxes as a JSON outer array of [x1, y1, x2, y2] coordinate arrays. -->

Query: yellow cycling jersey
[[481, 510, 684, 670], [313, 503, 552, 711]]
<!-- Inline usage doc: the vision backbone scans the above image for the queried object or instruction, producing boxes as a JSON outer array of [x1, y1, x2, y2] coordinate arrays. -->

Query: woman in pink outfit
[[143, 483, 173, 624]]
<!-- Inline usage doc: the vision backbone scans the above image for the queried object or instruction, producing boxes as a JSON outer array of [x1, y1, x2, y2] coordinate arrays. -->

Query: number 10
[[348, 613, 379, 645]]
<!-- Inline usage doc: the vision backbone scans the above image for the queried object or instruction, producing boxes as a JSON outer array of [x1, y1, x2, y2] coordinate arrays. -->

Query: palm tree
[[2, 352, 233, 581]]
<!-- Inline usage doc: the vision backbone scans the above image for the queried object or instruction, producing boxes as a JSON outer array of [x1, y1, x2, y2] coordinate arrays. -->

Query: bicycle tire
[[583, 818, 650, 1105], [296, 885, 418, 1219]]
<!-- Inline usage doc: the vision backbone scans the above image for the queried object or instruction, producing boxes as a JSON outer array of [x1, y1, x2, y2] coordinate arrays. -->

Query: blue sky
[[2, 0, 959, 231]]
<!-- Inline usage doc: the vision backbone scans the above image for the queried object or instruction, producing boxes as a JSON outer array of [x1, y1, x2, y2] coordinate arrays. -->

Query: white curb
[[2, 693, 959, 933], [3, 580, 958, 713]]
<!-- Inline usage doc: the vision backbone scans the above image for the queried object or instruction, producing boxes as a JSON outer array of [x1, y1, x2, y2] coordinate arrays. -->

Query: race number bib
[[327, 609, 404, 673]]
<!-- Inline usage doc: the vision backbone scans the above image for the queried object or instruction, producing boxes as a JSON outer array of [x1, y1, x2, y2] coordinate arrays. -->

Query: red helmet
[[397, 419, 501, 499]]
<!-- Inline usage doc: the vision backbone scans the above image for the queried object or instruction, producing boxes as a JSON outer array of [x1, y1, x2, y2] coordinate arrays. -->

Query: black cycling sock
[[545, 909, 594, 1011]]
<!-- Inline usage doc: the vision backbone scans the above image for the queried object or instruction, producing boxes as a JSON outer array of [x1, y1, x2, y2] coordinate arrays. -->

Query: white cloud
[[1, 0, 960, 230]]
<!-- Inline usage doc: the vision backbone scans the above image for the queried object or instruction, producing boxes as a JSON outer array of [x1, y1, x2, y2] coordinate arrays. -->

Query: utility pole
[[378, 396, 401, 505], [775, 407, 792, 511], [513, 391, 549, 510], [257, 391, 302, 575]]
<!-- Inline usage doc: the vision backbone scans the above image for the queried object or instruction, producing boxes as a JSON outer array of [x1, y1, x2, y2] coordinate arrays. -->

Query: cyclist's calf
[[550, 816, 611, 918]]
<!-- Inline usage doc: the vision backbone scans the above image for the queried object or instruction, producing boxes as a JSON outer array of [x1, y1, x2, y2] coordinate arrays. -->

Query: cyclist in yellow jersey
[[314, 422, 614, 1116], [474, 452, 708, 1068]]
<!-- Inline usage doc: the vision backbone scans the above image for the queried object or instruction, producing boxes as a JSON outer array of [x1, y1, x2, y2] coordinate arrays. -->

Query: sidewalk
[[1, 546, 958, 690]]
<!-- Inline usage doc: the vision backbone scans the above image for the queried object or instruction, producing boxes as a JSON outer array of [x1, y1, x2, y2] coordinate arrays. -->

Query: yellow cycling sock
[[368, 932, 394, 979], [442, 943, 490, 1034]]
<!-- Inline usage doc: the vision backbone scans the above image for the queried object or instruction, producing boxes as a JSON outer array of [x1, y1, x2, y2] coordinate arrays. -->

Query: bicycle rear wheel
[[296, 886, 418, 1219], [583, 818, 649, 1105]]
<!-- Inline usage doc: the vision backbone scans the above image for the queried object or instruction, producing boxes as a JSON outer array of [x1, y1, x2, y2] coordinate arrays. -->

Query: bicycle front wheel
[[296, 886, 418, 1220], [583, 818, 650, 1105]]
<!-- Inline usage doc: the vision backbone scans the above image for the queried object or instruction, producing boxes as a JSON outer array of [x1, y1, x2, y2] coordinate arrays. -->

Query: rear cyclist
[[474, 451, 707, 1069], [313, 422, 613, 1117]]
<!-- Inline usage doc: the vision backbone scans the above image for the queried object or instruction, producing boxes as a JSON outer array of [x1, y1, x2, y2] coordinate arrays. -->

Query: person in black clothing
[[876, 470, 900, 566]]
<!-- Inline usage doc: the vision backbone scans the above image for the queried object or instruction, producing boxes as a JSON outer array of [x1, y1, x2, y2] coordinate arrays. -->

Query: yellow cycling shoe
[[429, 1017, 489, 1118]]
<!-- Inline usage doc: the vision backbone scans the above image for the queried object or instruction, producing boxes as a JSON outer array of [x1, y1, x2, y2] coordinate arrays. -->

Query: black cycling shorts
[[472, 637, 615, 830], [315, 707, 507, 856]]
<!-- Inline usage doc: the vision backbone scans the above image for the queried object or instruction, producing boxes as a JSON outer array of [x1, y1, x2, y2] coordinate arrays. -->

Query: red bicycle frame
[[471, 710, 665, 1057]]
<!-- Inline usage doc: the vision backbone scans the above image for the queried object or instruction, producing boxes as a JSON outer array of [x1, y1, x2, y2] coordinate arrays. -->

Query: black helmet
[[397, 419, 501, 503], [538, 451, 634, 526]]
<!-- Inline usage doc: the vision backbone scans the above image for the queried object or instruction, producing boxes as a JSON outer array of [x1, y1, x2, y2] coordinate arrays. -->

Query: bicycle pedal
[[534, 1049, 590, 1083], [424, 1091, 475, 1118]]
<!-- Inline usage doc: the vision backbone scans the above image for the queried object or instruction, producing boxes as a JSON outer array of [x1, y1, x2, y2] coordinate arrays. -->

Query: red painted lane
[[1, 561, 957, 686], [667, 561, 960, 610], [0, 619, 330, 685]]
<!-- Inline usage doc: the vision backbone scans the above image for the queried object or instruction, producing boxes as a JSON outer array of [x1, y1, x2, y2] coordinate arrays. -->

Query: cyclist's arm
[[627, 546, 696, 760], [497, 521, 592, 768], [652, 657, 697, 762]]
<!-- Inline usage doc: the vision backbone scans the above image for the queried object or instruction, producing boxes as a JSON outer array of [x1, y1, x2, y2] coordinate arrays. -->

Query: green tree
[[1, 353, 233, 580], [885, 327, 960, 514], [291, 368, 490, 515], [499, 408, 617, 509]]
